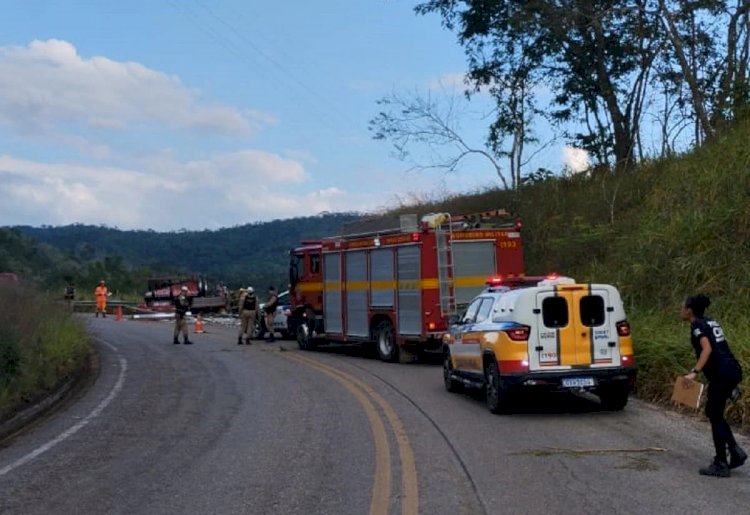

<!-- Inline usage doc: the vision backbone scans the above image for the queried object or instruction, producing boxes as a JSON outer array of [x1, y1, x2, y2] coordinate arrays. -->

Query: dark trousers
[[705, 369, 741, 462]]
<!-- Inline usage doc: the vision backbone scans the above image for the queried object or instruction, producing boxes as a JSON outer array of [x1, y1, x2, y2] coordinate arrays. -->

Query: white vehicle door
[[581, 287, 619, 367], [451, 296, 491, 374], [529, 289, 567, 371]]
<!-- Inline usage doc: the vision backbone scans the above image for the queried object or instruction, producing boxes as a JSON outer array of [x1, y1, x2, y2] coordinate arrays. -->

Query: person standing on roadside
[[681, 294, 746, 477], [94, 280, 108, 317], [237, 286, 258, 345], [174, 285, 193, 345], [263, 286, 279, 342]]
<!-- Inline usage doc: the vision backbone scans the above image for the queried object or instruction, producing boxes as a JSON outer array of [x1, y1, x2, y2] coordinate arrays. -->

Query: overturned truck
[[142, 276, 229, 314]]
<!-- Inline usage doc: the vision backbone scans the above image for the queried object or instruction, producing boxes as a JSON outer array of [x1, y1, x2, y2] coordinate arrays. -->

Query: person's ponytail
[[686, 294, 711, 317]]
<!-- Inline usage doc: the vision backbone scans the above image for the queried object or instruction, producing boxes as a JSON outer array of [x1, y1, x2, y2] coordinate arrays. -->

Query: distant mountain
[[13, 213, 362, 292]]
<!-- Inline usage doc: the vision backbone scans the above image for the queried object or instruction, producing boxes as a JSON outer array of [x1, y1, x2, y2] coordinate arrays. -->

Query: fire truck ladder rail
[[435, 214, 457, 317]]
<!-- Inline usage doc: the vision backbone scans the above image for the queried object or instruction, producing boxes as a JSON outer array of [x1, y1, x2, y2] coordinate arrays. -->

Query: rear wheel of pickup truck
[[443, 352, 461, 393], [485, 360, 510, 414], [597, 384, 629, 411]]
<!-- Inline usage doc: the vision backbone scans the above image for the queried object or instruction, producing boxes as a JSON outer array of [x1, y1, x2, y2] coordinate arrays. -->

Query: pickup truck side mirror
[[447, 314, 462, 326]]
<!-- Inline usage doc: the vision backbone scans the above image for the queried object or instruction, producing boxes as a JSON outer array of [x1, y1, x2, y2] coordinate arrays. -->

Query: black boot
[[173, 337, 180, 345], [729, 445, 747, 469], [237, 336, 244, 345], [183, 337, 193, 345], [699, 458, 730, 477]]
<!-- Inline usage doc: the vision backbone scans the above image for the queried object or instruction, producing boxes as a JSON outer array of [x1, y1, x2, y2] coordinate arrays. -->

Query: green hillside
[[384, 117, 750, 428], [13, 213, 360, 295]]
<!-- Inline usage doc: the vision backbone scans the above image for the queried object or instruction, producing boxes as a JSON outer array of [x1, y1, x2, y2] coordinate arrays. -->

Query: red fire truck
[[288, 209, 525, 362]]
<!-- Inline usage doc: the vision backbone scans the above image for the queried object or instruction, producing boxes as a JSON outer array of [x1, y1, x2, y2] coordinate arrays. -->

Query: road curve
[[0, 317, 748, 515]]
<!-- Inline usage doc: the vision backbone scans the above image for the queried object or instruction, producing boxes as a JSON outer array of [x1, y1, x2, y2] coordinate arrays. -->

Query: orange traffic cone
[[194, 314, 205, 334], [116, 305, 123, 321]]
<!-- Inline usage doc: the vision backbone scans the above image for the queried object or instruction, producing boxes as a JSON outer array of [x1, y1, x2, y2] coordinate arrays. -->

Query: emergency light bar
[[485, 274, 576, 290], [537, 274, 576, 286], [485, 276, 539, 289]]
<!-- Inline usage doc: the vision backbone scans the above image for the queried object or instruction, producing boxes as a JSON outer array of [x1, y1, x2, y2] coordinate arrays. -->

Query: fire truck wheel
[[443, 352, 462, 393], [485, 359, 510, 414], [376, 321, 398, 363], [296, 318, 316, 351]]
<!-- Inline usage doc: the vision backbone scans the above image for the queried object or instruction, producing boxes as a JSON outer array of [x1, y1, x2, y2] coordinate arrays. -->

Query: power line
[[171, 0, 361, 136]]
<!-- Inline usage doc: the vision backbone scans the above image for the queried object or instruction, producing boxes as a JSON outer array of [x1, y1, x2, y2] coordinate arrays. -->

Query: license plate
[[562, 377, 595, 388]]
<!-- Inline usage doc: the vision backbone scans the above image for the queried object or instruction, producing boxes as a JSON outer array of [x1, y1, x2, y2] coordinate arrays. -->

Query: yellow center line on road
[[286, 352, 419, 515], [285, 354, 391, 515]]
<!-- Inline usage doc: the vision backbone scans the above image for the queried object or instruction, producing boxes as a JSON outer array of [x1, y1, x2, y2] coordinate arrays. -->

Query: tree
[[656, 0, 750, 142], [416, 0, 662, 171], [369, 89, 513, 189]]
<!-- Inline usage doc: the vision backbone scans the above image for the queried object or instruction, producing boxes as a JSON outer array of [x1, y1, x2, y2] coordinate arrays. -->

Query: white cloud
[[0, 152, 375, 230], [562, 146, 590, 174], [0, 39, 269, 137]]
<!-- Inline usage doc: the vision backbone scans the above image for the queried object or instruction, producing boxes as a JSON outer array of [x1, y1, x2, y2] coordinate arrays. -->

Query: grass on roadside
[[0, 282, 90, 421]]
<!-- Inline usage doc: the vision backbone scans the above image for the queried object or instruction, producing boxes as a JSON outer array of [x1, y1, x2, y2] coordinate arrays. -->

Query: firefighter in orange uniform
[[94, 280, 109, 317]]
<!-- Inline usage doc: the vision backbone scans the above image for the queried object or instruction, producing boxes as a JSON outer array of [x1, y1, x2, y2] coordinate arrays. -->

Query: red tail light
[[616, 320, 631, 337], [505, 325, 530, 341]]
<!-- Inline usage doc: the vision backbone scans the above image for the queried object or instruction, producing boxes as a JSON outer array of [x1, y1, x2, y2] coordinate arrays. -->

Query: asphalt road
[[0, 317, 748, 514]]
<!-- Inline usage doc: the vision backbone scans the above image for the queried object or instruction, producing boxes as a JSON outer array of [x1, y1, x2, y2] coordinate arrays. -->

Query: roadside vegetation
[[384, 116, 750, 431], [0, 281, 90, 422]]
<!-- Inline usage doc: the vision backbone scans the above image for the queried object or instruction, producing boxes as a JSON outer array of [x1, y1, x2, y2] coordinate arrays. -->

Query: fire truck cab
[[288, 210, 525, 363]]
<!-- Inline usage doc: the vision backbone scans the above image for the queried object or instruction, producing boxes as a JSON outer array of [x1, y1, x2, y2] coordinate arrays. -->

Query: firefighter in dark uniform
[[237, 286, 258, 345], [681, 294, 746, 477], [263, 286, 279, 342], [174, 285, 193, 345]]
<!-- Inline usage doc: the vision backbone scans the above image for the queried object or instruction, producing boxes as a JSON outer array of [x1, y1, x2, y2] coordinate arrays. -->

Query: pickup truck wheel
[[485, 360, 510, 414], [597, 385, 629, 411], [376, 321, 398, 363], [443, 352, 461, 393]]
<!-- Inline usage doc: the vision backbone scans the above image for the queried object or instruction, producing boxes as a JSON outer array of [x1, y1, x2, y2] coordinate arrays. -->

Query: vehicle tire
[[296, 311, 317, 351], [376, 320, 398, 363], [296, 321, 317, 351], [597, 385, 629, 411], [443, 352, 462, 393], [485, 359, 510, 414]]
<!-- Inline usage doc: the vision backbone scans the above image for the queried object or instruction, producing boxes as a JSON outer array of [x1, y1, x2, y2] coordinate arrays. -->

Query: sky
[[0, 1, 583, 231]]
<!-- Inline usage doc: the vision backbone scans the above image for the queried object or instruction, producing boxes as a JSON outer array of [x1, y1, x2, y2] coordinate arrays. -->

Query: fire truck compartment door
[[397, 245, 421, 335], [345, 250, 368, 337], [370, 248, 394, 308], [452, 241, 497, 306], [323, 252, 342, 334]]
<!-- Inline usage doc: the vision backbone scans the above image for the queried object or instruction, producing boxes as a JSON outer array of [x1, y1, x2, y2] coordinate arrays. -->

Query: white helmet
[[247, 286, 254, 294], [181, 286, 188, 292]]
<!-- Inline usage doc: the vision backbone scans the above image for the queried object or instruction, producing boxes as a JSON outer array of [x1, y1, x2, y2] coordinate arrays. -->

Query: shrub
[[0, 282, 90, 420]]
